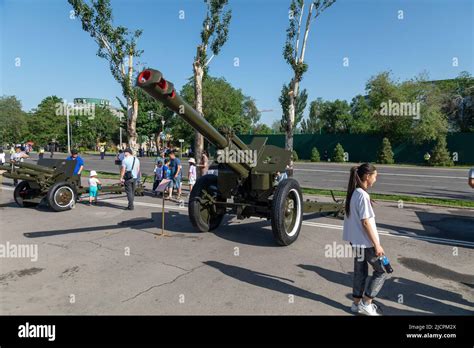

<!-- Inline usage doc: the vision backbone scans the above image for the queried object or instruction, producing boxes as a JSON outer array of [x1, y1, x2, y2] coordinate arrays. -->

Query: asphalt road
[[0, 182, 473, 315], [23, 152, 474, 200]]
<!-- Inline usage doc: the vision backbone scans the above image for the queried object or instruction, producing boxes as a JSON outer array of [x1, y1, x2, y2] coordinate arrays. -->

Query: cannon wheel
[[189, 174, 224, 232], [271, 178, 303, 246], [47, 182, 76, 212], [14, 181, 40, 208]]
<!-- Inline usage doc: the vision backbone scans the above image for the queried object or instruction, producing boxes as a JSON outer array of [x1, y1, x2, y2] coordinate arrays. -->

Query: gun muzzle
[[137, 68, 250, 178]]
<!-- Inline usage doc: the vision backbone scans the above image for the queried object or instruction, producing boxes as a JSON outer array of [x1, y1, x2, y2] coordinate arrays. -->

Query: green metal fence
[[237, 133, 474, 164]]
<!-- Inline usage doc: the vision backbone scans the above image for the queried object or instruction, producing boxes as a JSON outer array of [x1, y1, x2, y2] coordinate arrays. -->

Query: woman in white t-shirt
[[343, 163, 387, 316]]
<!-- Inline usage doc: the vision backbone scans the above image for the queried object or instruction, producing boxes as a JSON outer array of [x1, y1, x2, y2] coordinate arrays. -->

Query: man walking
[[120, 148, 140, 210]]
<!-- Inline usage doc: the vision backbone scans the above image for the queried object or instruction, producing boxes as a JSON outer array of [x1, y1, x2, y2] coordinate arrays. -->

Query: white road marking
[[1, 186, 14, 191], [302, 221, 474, 248], [106, 198, 474, 248], [1, 188, 472, 248], [295, 169, 466, 180]]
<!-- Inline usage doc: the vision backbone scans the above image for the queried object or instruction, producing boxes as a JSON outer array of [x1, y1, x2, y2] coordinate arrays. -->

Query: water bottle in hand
[[380, 255, 393, 273]]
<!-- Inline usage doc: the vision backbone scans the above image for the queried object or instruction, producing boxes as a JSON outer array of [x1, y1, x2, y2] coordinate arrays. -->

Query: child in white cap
[[188, 158, 197, 193], [88, 170, 102, 205]]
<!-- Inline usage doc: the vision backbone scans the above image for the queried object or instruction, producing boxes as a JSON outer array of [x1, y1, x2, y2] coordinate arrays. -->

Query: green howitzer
[[1, 159, 147, 211], [137, 68, 343, 246]]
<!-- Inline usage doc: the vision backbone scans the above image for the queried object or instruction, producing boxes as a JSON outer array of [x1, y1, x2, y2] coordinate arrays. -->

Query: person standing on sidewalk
[[100, 146, 106, 160], [10, 146, 29, 186], [120, 148, 140, 210], [343, 163, 387, 316], [168, 150, 182, 200]]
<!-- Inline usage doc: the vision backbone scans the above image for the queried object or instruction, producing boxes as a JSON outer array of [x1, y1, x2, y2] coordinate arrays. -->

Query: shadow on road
[[377, 210, 474, 248], [298, 264, 474, 315], [204, 261, 351, 314]]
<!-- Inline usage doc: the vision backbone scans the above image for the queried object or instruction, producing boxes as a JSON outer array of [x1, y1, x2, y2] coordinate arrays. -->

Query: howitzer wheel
[[13, 181, 40, 208], [271, 178, 303, 246], [189, 174, 224, 232], [47, 182, 76, 212]]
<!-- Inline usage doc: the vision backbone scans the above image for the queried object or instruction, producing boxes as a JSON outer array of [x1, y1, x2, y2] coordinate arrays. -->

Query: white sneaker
[[358, 301, 382, 316], [351, 302, 361, 313]]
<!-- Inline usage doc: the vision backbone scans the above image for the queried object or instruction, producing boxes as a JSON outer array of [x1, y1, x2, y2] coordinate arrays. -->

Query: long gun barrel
[[136, 68, 249, 178], [16, 161, 56, 175]]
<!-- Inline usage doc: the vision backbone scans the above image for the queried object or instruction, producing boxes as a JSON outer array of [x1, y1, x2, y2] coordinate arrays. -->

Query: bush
[[377, 137, 395, 164], [292, 150, 299, 161], [310, 147, 320, 162], [332, 143, 345, 162], [430, 136, 454, 166]]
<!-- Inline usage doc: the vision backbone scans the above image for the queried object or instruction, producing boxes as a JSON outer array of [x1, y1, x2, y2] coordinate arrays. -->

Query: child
[[153, 160, 164, 196], [88, 170, 102, 205], [342, 163, 387, 316], [188, 158, 197, 193]]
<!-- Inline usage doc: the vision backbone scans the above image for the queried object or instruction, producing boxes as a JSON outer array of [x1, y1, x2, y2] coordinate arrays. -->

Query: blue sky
[[1, 0, 472, 125]]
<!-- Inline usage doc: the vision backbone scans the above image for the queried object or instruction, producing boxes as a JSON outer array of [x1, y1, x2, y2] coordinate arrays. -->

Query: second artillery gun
[[137, 68, 343, 246], [1, 158, 147, 211]]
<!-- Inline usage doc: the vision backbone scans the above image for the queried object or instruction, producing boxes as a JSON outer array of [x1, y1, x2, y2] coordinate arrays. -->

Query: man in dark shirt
[[168, 150, 182, 200]]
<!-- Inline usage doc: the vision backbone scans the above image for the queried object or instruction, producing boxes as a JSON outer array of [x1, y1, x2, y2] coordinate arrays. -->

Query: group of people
[[150, 149, 209, 201], [67, 147, 140, 209]]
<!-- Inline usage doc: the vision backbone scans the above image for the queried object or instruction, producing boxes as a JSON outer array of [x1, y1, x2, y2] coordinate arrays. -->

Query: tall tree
[[301, 97, 324, 133], [349, 95, 378, 134], [68, 0, 143, 151], [163, 76, 254, 149], [282, 0, 335, 150], [193, 0, 232, 173], [438, 71, 474, 132], [318, 99, 352, 133], [279, 84, 308, 132], [242, 97, 261, 127], [135, 89, 167, 150], [28, 96, 66, 146], [0, 96, 29, 144]]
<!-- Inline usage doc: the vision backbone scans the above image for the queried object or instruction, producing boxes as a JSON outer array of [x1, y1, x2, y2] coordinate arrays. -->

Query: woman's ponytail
[[344, 163, 376, 216]]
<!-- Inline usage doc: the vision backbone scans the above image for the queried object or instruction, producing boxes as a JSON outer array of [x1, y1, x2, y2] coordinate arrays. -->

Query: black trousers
[[124, 178, 136, 209]]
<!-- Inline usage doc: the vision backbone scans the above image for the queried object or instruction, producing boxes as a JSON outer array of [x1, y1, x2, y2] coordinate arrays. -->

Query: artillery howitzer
[[137, 68, 343, 246], [1, 158, 147, 211]]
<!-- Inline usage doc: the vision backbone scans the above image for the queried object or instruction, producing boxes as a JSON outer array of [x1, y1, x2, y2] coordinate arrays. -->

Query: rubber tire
[[47, 182, 76, 212], [13, 181, 39, 208], [271, 178, 303, 246], [188, 174, 224, 232]]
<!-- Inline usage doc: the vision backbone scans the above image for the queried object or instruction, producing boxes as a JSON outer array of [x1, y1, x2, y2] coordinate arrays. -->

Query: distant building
[[73, 97, 124, 118]]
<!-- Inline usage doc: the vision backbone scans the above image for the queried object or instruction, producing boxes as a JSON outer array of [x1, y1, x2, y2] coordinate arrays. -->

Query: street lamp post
[[161, 117, 165, 150], [66, 103, 71, 154], [178, 139, 184, 159]]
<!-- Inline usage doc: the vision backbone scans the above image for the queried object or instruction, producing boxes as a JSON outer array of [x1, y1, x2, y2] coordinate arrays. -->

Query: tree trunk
[[193, 60, 204, 177], [285, 2, 313, 152], [155, 134, 160, 152], [127, 98, 138, 153]]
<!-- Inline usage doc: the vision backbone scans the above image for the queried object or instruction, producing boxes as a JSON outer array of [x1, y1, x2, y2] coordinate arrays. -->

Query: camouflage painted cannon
[[1, 158, 147, 212], [137, 68, 343, 246]]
